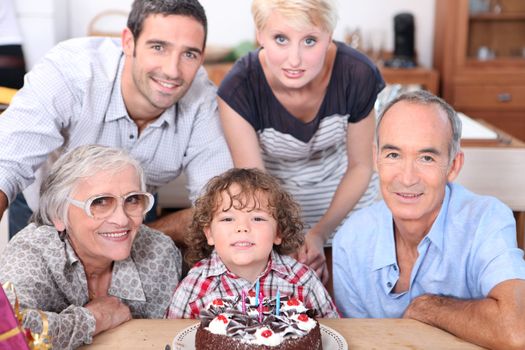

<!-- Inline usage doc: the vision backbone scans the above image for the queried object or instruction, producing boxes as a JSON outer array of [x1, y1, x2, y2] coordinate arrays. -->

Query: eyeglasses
[[67, 192, 154, 219]]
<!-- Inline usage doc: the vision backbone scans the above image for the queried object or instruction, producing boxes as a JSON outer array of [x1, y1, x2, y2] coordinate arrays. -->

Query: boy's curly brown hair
[[184, 168, 304, 266]]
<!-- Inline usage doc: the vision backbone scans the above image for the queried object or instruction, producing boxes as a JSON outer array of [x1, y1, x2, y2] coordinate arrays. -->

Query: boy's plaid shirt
[[167, 250, 339, 319]]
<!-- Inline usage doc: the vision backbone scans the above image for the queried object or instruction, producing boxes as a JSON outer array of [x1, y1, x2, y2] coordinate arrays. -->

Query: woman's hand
[[297, 233, 329, 284], [86, 296, 132, 335]]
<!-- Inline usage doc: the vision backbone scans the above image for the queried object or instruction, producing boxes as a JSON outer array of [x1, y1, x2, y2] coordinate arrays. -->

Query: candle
[[241, 289, 246, 314], [258, 292, 263, 323], [275, 289, 280, 316], [255, 279, 260, 307]]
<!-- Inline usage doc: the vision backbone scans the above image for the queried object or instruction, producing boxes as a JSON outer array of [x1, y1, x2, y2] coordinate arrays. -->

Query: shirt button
[[387, 282, 392, 288], [393, 265, 398, 271], [129, 134, 135, 139]]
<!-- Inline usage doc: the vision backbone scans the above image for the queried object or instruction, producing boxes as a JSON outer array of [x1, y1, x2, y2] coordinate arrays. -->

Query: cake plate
[[173, 323, 348, 350]]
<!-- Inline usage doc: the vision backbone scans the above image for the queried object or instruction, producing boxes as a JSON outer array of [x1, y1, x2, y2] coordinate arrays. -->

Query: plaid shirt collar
[[203, 250, 290, 281]]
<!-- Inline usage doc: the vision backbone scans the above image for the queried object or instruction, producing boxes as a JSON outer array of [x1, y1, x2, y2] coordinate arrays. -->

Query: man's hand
[[0, 191, 8, 222], [146, 208, 193, 247], [85, 296, 132, 335], [297, 233, 329, 284], [402, 282, 525, 350], [403, 294, 438, 324]]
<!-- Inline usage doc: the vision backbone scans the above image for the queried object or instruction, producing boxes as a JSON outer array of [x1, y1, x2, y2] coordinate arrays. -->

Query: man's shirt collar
[[371, 184, 451, 270]]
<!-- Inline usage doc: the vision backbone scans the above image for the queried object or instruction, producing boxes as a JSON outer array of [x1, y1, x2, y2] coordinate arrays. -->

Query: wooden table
[[78, 318, 483, 349]]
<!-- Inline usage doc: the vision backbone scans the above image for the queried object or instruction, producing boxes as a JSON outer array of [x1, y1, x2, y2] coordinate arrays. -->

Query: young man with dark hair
[[0, 0, 232, 242]]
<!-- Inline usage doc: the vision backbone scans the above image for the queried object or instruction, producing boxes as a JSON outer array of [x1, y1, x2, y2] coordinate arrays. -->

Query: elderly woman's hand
[[86, 296, 132, 335]]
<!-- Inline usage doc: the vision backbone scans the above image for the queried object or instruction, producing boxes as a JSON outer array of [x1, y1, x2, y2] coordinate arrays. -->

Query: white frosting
[[290, 314, 317, 331], [252, 327, 283, 346], [280, 298, 307, 313], [207, 314, 230, 335], [247, 308, 259, 317]]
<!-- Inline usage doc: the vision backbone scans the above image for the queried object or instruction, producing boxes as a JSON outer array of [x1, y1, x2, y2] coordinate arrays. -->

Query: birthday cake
[[195, 294, 322, 350]]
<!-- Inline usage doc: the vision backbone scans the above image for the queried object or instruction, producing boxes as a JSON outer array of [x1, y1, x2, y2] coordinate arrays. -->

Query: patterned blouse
[[0, 223, 182, 349], [167, 250, 339, 319]]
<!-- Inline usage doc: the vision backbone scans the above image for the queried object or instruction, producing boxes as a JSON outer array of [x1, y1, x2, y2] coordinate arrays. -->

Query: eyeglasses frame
[[67, 191, 154, 219]]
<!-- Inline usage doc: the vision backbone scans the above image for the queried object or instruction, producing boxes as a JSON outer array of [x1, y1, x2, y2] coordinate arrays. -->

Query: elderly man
[[333, 90, 525, 350], [0, 0, 232, 242]]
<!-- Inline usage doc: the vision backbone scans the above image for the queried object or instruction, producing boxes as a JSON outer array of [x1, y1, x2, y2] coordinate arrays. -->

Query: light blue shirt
[[333, 182, 525, 318], [0, 37, 232, 210]]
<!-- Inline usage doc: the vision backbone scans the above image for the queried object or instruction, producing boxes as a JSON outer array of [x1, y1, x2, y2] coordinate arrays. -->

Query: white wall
[[22, 0, 436, 69], [15, 0, 69, 69]]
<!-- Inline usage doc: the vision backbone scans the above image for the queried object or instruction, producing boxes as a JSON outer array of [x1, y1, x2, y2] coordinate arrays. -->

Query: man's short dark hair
[[127, 0, 208, 49]]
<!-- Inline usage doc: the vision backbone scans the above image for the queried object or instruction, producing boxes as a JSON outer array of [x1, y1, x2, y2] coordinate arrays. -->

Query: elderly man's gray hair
[[375, 90, 462, 162], [32, 144, 146, 229]]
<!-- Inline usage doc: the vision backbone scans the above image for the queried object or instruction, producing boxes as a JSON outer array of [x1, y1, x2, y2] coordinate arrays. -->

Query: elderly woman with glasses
[[0, 145, 182, 349]]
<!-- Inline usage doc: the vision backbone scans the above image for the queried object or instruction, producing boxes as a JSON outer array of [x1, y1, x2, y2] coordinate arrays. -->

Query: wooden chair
[[87, 10, 128, 37]]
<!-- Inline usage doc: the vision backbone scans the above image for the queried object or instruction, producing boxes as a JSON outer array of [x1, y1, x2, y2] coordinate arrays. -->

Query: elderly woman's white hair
[[32, 144, 146, 229], [251, 0, 338, 33]]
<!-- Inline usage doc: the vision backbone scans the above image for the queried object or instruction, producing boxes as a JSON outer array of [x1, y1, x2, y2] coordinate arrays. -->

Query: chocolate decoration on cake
[[195, 296, 322, 350]]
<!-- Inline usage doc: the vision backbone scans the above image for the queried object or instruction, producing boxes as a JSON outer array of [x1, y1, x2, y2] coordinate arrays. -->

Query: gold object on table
[[0, 86, 17, 105], [2, 282, 53, 349]]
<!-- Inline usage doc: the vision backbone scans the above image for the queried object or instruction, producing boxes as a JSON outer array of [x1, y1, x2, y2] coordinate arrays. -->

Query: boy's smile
[[204, 186, 282, 282], [231, 240, 255, 249]]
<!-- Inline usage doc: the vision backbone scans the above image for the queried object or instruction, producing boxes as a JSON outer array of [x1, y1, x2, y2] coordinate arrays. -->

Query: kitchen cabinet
[[433, 0, 525, 141]]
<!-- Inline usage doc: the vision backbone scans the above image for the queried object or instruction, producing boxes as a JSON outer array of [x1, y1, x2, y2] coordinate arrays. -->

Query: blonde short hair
[[251, 0, 338, 33]]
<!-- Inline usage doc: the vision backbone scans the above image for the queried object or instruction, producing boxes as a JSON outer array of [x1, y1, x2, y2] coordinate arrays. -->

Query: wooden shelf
[[379, 67, 439, 95], [464, 57, 525, 67], [469, 12, 525, 20]]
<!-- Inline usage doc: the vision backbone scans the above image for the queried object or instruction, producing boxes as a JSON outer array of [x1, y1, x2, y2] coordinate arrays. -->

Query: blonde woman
[[218, 0, 384, 285]]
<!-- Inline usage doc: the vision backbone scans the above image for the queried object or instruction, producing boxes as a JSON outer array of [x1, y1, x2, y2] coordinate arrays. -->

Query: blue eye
[[275, 35, 287, 45], [304, 37, 316, 46]]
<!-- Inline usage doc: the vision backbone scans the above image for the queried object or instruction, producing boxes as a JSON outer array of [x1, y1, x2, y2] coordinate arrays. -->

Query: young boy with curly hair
[[167, 168, 338, 319]]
